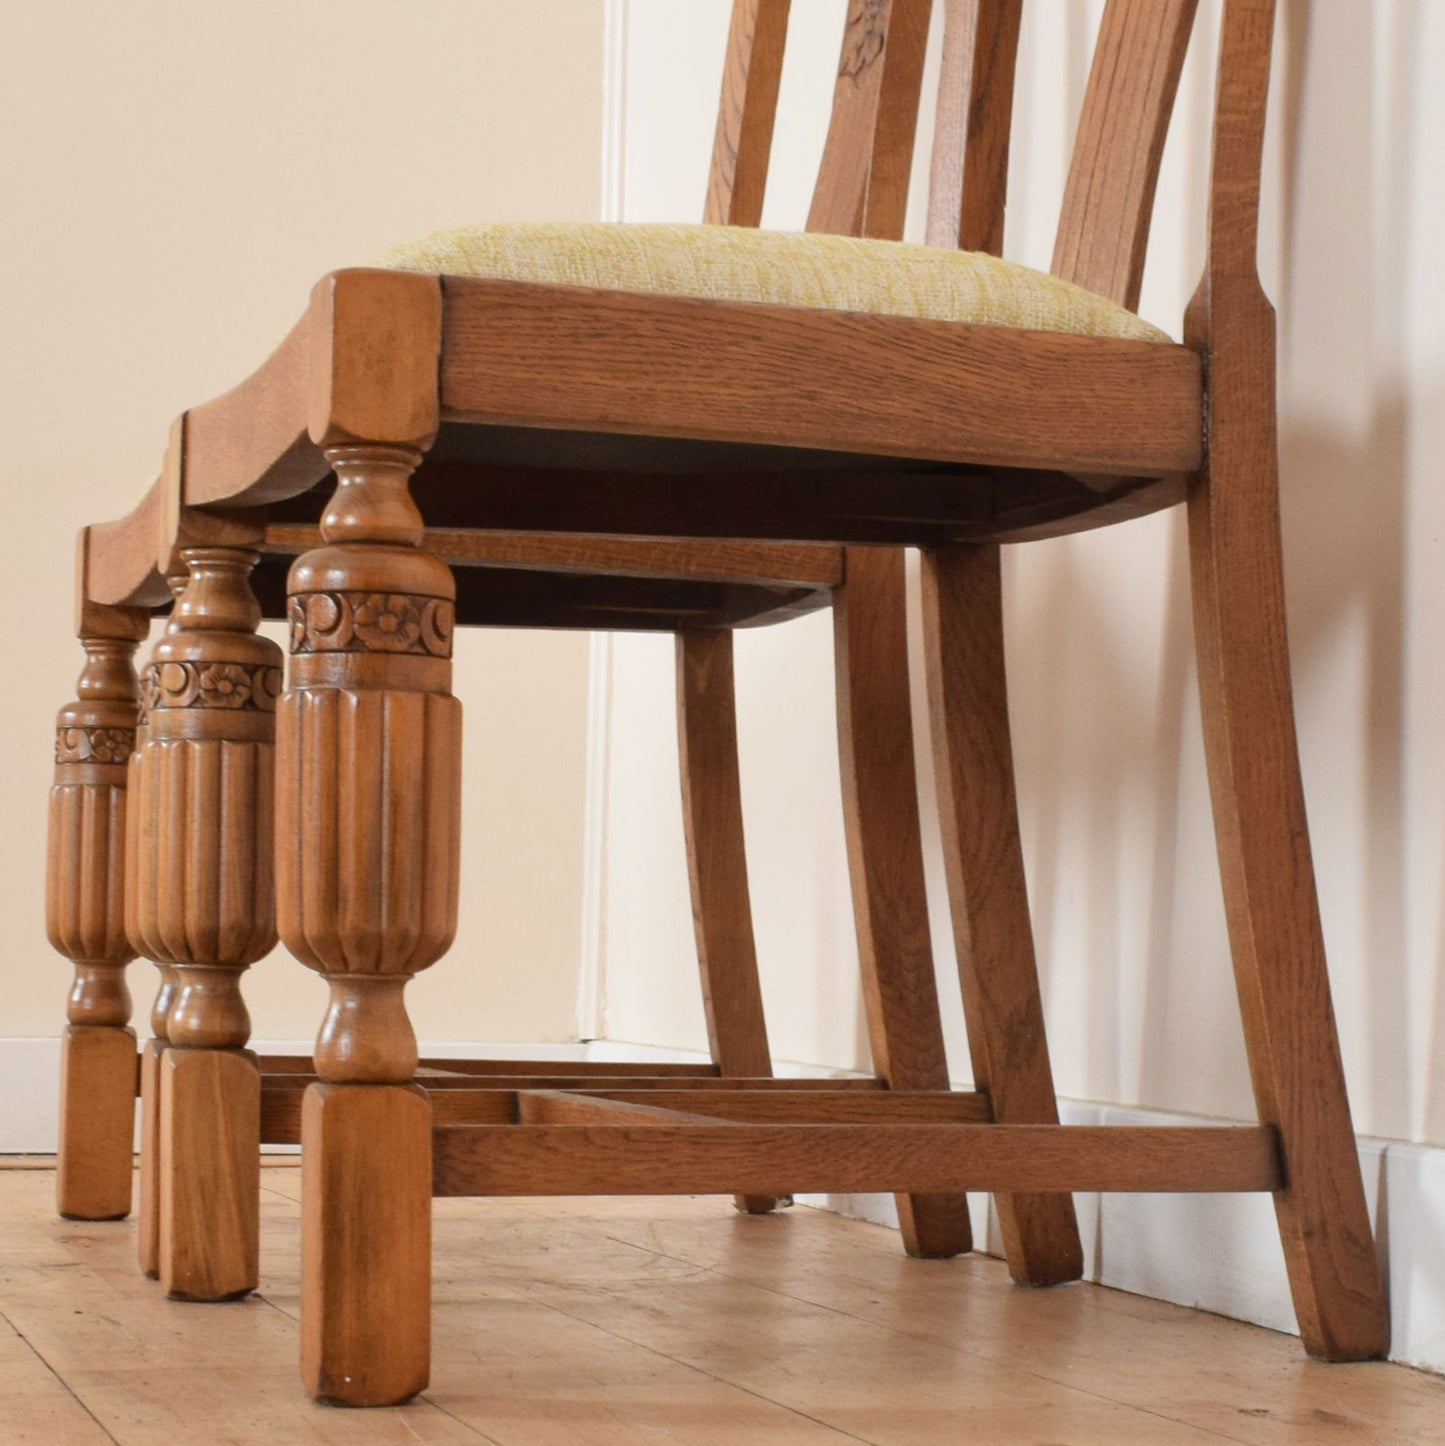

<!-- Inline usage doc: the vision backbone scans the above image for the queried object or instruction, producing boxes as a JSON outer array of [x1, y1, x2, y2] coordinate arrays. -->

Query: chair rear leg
[[920, 544, 1083, 1285], [833, 547, 973, 1259], [1188, 415, 1389, 1360], [677, 629, 781, 1214]]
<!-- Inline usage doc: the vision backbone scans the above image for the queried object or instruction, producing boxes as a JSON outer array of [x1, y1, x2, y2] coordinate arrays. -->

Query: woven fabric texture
[[374, 222, 1169, 343]]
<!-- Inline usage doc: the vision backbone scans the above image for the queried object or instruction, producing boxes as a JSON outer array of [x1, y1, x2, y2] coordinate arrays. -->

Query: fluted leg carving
[[130, 546, 280, 1300], [46, 630, 145, 1220], [277, 444, 460, 1406]]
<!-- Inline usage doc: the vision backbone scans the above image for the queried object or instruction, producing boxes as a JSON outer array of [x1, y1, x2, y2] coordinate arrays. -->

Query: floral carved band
[[55, 726, 136, 765], [287, 591, 454, 659], [142, 661, 284, 715]]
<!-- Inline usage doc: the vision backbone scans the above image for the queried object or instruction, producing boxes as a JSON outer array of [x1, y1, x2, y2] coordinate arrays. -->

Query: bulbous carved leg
[[46, 629, 145, 1220], [277, 444, 460, 1406], [131, 547, 281, 1300]]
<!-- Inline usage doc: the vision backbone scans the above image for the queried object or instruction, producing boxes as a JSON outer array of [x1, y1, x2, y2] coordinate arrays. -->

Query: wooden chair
[[46, 0, 1389, 1407]]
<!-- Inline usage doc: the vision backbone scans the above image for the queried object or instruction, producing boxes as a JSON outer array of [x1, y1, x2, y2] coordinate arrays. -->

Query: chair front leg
[[277, 444, 461, 1406], [47, 620, 148, 1220], [130, 545, 280, 1301]]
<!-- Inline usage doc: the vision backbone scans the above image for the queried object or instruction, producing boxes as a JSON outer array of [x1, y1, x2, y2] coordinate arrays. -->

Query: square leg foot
[[302, 1082, 432, 1406], [159, 1047, 260, 1300], [57, 1024, 137, 1221]]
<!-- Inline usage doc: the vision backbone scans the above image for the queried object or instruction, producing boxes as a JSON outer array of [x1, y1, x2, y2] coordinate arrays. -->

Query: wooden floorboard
[[2, 1162, 1443, 1444]]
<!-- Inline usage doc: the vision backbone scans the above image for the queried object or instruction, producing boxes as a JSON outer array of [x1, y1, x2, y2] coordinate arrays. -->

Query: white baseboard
[[6, 1035, 1442, 1374], [1, 1038, 72, 1153]]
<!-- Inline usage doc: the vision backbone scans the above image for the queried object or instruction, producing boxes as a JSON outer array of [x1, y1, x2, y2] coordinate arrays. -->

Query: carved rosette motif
[[54, 725, 136, 765], [139, 659, 283, 720], [288, 590, 454, 658]]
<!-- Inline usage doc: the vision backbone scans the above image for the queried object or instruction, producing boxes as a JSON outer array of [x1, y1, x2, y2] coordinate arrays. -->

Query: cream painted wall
[[596, 0, 1445, 1149], [2, 1, 607, 1046]]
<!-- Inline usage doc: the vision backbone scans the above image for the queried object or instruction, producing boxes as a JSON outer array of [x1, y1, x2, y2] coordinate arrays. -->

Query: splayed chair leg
[[920, 543, 1082, 1286]]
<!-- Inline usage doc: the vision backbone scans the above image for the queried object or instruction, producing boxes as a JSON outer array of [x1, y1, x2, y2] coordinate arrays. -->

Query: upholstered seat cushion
[[375, 222, 1168, 343]]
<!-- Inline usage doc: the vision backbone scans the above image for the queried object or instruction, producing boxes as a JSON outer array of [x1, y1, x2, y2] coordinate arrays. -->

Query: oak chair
[[47, 0, 1389, 1407]]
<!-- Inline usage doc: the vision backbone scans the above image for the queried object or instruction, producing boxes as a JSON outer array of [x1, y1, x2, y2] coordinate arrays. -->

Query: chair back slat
[[706, 0, 793, 226], [806, 0, 934, 240], [1051, 0, 1199, 309], [853, 0, 933, 240], [925, 0, 1023, 255], [705, 0, 1272, 326]]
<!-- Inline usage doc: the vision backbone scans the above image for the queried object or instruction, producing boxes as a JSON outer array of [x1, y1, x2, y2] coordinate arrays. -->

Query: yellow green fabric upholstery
[[375, 223, 1168, 343]]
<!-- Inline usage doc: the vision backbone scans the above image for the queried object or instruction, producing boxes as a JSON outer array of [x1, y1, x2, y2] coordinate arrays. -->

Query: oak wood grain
[[676, 631, 772, 1083], [439, 279, 1202, 478], [182, 317, 323, 510], [575, 1089, 995, 1123], [926, 0, 1023, 254], [677, 629, 779, 1213], [1053, 0, 1200, 310], [259, 1054, 724, 1077], [265, 523, 842, 590], [302, 1083, 432, 1406], [136, 1038, 163, 1277], [158, 1046, 260, 1300], [47, 632, 141, 1221], [921, 543, 1082, 1285], [433, 1123, 1282, 1198], [55, 1026, 136, 1221], [808, 0, 932, 239], [834, 546, 972, 1259], [706, 0, 791, 227], [306, 270, 442, 452]]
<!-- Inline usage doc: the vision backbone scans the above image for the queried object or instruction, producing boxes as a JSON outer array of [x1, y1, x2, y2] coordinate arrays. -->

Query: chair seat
[[375, 222, 1168, 343]]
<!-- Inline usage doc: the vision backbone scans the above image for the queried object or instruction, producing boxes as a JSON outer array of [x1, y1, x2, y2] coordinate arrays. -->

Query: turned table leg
[[46, 625, 147, 1220], [277, 444, 461, 1406], [130, 546, 280, 1300]]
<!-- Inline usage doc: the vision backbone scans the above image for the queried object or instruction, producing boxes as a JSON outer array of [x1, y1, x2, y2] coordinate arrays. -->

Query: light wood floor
[[3, 1163, 1443, 1444]]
